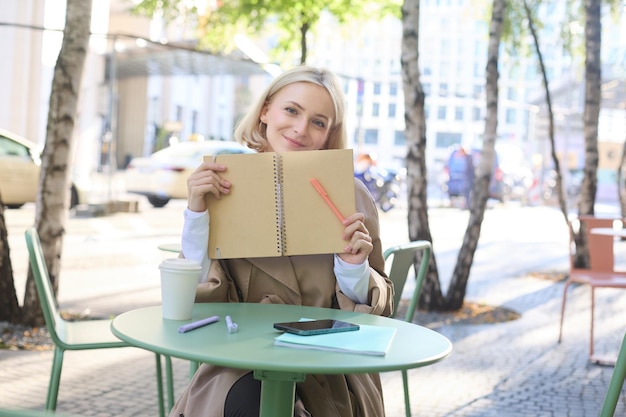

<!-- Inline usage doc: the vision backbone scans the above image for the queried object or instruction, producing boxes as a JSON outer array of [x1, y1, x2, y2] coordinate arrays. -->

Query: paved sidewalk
[[1, 206, 625, 416]]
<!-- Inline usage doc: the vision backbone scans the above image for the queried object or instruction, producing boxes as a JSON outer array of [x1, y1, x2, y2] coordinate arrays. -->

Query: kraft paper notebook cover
[[205, 149, 355, 259]]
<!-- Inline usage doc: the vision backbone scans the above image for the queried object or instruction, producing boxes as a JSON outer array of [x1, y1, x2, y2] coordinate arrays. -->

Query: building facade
[[1, 0, 624, 203]]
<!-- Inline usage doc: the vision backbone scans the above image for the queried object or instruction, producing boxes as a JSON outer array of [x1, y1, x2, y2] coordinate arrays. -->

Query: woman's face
[[260, 82, 335, 152]]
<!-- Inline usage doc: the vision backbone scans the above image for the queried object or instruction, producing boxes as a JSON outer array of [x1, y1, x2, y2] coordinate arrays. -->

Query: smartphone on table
[[273, 319, 360, 336]]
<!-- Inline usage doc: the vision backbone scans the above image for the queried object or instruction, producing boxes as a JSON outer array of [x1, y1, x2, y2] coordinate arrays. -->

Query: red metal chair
[[558, 216, 626, 363]]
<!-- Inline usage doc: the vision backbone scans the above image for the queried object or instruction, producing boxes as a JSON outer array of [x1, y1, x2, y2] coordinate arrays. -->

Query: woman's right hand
[[186, 161, 231, 212]]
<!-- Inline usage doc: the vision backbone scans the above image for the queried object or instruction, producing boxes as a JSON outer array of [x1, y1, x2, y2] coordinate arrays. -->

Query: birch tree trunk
[[445, 0, 505, 309], [401, 0, 443, 309], [579, 0, 601, 217], [522, 0, 576, 244], [21, 0, 92, 326], [572, 0, 601, 268], [0, 200, 20, 322], [618, 141, 626, 217]]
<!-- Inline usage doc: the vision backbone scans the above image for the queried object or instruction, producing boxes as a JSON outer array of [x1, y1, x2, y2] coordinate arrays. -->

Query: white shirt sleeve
[[333, 254, 370, 304], [181, 208, 211, 283]]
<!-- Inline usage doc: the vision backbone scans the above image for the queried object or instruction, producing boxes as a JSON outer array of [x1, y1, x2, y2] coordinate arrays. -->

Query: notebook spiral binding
[[273, 154, 286, 255]]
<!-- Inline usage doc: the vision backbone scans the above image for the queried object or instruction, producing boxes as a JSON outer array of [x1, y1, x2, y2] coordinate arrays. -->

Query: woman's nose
[[293, 117, 308, 134]]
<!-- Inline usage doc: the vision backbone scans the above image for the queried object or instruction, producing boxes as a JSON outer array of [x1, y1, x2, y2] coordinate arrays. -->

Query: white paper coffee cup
[[159, 258, 201, 320]]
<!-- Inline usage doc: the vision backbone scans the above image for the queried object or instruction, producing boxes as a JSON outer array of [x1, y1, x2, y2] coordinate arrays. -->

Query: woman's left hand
[[338, 213, 372, 264]]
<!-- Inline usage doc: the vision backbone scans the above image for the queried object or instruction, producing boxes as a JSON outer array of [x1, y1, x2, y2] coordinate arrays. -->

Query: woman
[[171, 66, 394, 417]]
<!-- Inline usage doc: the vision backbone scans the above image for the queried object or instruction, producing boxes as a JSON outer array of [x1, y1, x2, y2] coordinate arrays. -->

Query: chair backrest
[[383, 240, 431, 322], [599, 332, 626, 417], [24, 227, 63, 344], [570, 216, 621, 272]]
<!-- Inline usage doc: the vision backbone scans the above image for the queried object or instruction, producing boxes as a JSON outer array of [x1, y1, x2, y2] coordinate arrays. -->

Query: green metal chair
[[24, 227, 173, 416], [599, 332, 626, 417], [383, 240, 432, 417]]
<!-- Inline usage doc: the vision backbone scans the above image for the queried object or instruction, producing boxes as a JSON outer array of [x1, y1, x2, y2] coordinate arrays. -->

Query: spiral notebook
[[205, 149, 355, 259]]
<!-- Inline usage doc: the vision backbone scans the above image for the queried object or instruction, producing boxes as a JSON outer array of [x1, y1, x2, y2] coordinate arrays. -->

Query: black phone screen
[[273, 319, 360, 336]]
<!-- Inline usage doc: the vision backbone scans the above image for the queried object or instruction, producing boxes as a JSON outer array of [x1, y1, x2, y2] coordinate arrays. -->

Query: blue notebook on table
[[274, 323, 397, 356]]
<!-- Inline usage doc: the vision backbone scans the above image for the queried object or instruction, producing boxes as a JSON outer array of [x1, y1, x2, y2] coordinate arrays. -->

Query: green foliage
[[131, 0, 401, 65], [501, 0, 624, 71]]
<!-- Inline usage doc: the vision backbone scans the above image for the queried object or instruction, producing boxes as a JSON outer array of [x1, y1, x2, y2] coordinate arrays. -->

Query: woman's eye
[[285, 107, 297, 114], [313, 119, 326, 129]]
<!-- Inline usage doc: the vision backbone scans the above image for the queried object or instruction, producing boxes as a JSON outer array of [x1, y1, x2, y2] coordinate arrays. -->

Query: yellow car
[[0, 129, 83, 209]]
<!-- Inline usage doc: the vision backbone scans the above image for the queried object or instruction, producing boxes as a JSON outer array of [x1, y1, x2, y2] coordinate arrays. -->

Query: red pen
[[310, 178, 345, 223]]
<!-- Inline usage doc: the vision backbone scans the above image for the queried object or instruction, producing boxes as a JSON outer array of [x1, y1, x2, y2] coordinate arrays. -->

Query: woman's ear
[[260, 105, 268, 124]]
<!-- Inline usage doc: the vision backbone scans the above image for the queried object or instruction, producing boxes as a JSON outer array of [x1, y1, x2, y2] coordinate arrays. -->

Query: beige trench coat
[[169, 180, 394, 417]]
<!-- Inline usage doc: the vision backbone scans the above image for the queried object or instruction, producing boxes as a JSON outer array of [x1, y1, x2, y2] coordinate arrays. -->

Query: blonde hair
[[234, 66, 347, 151]]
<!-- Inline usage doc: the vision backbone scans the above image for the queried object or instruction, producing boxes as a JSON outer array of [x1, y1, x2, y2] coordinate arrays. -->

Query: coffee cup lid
[[159, 258, 202, 270]]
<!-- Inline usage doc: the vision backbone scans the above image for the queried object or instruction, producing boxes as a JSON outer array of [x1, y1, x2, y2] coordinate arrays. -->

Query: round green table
[[111, 303, 452, 417], [157, 243, 182, 253]]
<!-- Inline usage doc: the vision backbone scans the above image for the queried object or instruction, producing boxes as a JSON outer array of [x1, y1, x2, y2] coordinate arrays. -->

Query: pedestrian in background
[[461, 147, 475, 209]]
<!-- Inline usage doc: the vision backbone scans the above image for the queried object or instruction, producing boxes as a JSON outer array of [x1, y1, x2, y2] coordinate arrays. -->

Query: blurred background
[[1, 0, 625, 210]]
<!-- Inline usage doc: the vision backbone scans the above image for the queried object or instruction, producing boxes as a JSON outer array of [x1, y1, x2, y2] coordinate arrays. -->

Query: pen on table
[[225, 315, 239, 333], [310, 178, 345, 223], [178, 315, 219, 333]]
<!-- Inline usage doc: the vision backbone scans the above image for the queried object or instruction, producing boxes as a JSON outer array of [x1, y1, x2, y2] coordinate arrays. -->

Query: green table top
[[157, 243, 182, 253], [111, 303, 452, 375]]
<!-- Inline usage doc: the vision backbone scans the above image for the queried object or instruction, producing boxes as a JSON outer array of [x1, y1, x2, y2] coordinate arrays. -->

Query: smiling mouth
[[284, 136, 304, 147]]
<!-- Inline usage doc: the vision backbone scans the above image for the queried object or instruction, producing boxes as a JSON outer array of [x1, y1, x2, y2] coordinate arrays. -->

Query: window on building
[[391, 59, 401, 74], [441, 38, 450, 52], [389, 82, 398, 96], [191, 110, 198, 133], [438, 106, 447, 120], [373, 82, 381, 95], [372, 103, 380, 117], [439, 83, 448, 96], [394, 130, 405, 146], [506, 108, 516, 124], [455, 106, 463, 121], [389, 103, 397, 118], [474, 62, 483, 77], [435, 132, 462, 148], [507, 87, 517, 100], [440, 60, 450, 78], [473, 107, 482, 121], [364, 129, 379, 144]]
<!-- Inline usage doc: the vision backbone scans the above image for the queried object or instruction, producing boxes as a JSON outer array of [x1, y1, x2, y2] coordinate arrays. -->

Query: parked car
[[443, 145, 504, 203], [125, 140, 255, 208], [0, 129, 84, 209]]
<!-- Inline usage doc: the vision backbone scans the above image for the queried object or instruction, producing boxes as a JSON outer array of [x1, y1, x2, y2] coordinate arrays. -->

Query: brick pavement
[[1, 271, 625, 416]]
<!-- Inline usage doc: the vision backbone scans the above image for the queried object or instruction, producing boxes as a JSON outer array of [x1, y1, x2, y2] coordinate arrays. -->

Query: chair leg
[[46, 347, 64, 410], [189, 361, 199, 379], [165, 355, 175, 411], [154, 354, 165, 417], [558, 281, 572, 343], [590, 287, 595, 358], [401, 370, 411, 417]]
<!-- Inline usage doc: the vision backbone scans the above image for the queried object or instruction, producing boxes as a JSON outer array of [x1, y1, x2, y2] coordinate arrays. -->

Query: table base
[[255, 370, 306, 417]]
